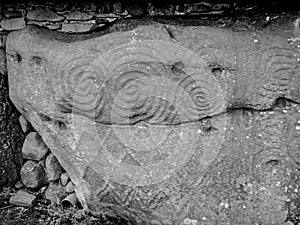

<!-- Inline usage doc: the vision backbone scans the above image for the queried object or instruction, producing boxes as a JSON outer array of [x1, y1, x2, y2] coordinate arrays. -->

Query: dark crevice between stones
[[225, 96, 300, 115], [0, 54, 25, 189], [36, 95, 300, 129]]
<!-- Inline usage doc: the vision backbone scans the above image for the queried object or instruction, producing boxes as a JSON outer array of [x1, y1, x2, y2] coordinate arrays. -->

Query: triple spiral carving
[[51, 41, 224, 125], [50, 51, 107, 119]]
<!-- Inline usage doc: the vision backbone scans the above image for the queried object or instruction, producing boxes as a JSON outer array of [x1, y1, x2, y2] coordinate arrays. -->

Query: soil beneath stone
[[0, 188, 133, 225]]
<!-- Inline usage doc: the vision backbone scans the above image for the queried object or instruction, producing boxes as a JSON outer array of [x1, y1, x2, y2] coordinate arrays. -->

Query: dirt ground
[[0, 188, 133, 225]]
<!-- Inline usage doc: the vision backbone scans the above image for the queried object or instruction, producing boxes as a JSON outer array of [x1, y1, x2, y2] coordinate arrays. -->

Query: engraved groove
[[176, 74, 223, 120], [51, 52, 107, 119], [260, 47, 297, 95]]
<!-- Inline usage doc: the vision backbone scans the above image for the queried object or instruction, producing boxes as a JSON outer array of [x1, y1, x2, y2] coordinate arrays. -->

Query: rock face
[[45, 153, 63, 181], [0, 17, 26, 31], [6, 19, 300, 224], [9, 190, 36, 207], [26, 6, 65, 22], [22, 132, 49, 161], [20, 160, 47, 188]]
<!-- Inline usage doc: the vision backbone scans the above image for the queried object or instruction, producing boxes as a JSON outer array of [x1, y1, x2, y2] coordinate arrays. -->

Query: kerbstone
[[6, 19, 300, 225]]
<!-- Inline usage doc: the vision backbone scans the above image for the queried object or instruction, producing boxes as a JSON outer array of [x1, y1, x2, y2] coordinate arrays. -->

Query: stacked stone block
[[0, 1, 233, 33], [10, 116, 78, 207]]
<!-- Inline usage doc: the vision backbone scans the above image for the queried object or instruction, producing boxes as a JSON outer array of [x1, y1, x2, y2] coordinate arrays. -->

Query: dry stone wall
[[0, 1, 234, 33]]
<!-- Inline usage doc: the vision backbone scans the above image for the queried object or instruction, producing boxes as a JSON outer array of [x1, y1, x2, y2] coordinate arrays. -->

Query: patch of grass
[[0, 188, 133, 225]]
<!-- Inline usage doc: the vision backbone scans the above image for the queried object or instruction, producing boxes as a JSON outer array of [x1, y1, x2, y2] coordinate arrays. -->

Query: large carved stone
[[6, 19, 300, 224]]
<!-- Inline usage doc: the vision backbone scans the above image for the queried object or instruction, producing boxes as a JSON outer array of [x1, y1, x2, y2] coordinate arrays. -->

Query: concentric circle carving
[[66, 40, 227, 187], [50, 51, 107, 119]]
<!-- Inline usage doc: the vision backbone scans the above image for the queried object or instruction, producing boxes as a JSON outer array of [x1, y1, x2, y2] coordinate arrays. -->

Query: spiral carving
[[109, 61, 180, 125], [51, 51, 107, 119], [50, 41, 225, 127], [260, 47, 297, 94], [176, 73, 224, 121]]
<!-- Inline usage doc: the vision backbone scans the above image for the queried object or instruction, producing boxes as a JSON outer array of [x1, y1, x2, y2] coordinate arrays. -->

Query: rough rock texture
[[0, 46, 24, 189], [45, 153, 63, 181], [61, 22, 94, 33], [6, 18, 300, 224], [64, 12, 93, 21], [22, 132, 49, 161], [9, 190, 36, 206], [26, 6, 65, 22], [60, 172, 69, 186], [0, 17, 26, 30], [65, 181, 75, 193], [20, 160, 47, 189]]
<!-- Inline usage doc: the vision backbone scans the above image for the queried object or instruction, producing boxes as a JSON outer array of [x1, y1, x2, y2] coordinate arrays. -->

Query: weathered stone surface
[[19, 115, 32, 133], [45, 182, 67, 204], [45, 153, 63, 181], [6, 19, 300, 224], [60, 172, 69, 186], [20, 160, 47, 189], [22, 132, 49, 161], [26, 6, 65, 22], [0, 17, 25, 30], [9, 190, 36, 206], [61, 23, 94, 33], [64, 11, 93, 21], [65, 181, 75, 193]]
